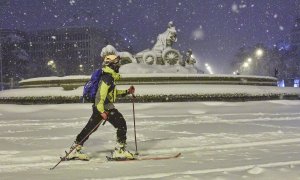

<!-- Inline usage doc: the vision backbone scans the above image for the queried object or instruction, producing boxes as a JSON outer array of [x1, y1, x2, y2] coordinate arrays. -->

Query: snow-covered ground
[[1, 101, 300, 179]]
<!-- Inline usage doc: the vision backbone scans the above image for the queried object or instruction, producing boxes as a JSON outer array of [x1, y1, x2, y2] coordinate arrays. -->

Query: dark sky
[[1, 0, 300, 73]]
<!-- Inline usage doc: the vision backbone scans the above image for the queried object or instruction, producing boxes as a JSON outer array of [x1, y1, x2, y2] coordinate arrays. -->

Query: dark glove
[[128, 85, 135, 94], [101, 112, 109, 120]]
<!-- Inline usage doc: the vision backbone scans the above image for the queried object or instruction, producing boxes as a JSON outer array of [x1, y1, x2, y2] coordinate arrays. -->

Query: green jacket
[[95, 66, 128, 113]]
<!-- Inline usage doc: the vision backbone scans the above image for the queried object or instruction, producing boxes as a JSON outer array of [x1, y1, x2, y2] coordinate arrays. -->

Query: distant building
[[0, 28, 27, 40], [291, 17, 300, 43], [291, 17, 300, 86], [278, 18, 300, 87], [290, 17, 300, 51], [0, 28, 28, 50], [0, 29, 29, 88], [28, 27, 130, 76]]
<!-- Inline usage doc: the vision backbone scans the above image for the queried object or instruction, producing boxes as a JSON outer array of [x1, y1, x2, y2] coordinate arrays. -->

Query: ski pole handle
[[102, 113, 109, 125], [100, 112, 109, 125]]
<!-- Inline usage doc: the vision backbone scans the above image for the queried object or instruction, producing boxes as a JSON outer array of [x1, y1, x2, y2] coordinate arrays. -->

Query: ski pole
[[132, 93, 138, 155], [50, 118, 105, 170]]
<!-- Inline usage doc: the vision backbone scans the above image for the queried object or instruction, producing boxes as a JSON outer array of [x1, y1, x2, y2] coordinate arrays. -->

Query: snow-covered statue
[[135, 21, 182, 65], [184, 49, 196, 66], [100, 45, 136, 65], [153, 21, 177, 51]]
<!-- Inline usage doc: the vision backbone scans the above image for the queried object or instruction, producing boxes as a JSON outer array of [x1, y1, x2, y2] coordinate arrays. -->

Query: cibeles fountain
[[101, 21, 198, 75], [17, 21, 278, 103]]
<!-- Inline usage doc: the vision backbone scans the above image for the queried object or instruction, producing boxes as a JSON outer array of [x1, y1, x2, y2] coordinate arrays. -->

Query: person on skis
[[68, 54, 135, 160]]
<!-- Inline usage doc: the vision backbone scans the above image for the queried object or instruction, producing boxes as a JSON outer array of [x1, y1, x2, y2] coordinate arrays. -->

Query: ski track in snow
[[93, 160, 300, 180], [0, 101, 300, 179], [140, 137, 300, 155]]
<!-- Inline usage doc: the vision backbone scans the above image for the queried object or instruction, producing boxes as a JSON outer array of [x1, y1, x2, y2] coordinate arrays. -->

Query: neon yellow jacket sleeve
[[96, 81, 110, 113], [116, 89, 128, 96]]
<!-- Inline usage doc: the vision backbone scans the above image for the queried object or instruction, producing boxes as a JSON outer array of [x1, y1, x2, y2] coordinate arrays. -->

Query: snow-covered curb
[[19, 74, 278, 88], [0, 84, 299, 104]]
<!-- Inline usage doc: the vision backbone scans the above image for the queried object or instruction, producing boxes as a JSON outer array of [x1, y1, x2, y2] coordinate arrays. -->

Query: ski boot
[[112, 142, 135, 160], [66, 143, 90, 161]]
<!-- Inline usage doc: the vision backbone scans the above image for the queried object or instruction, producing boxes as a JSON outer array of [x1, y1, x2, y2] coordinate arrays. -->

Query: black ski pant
[[75, 105, 127, 146]]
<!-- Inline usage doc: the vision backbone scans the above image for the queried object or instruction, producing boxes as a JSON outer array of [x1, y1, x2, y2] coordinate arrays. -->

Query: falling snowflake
[[231, 3, 239, 13], [69, 0, 76, 6], [218, 4, 224, 9], [273, 14, 278, 19], [191, 26, 205, 40], [51, 36, 56, 40], [279, 26, 284, 31], [232, 2, 247, 13], [239, 4, 247, 9]]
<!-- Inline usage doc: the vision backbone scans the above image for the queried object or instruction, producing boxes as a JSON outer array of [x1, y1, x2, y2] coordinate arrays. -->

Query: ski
[[106, 152, 181, 162], [139, 152, 181, 160], [63, 156, 90, 161], [106, 156, 137, 161]]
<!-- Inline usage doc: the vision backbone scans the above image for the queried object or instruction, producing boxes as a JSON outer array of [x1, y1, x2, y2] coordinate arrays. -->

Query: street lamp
[[47, 60, 54, 66], [47, 60, 57, 72], [255, 48, 264, 58], [233, 70, 240, 75], [205, 63, 213, 74], [79, 64, 83, 72], [243, 62, 249, 68]]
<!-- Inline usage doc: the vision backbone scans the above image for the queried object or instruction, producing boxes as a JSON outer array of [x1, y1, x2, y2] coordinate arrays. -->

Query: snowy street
[[2, 0, 300, 179], [1, 101, 300, 179]]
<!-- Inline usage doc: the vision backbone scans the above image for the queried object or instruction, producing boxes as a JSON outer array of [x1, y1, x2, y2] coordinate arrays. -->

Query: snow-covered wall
[[19, 73, 278, 89], [0, 84, 299, 104], [1, 72, 296, 104]]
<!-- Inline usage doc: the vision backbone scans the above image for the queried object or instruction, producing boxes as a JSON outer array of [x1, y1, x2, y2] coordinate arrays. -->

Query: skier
[[68, 54, 135, 160]]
